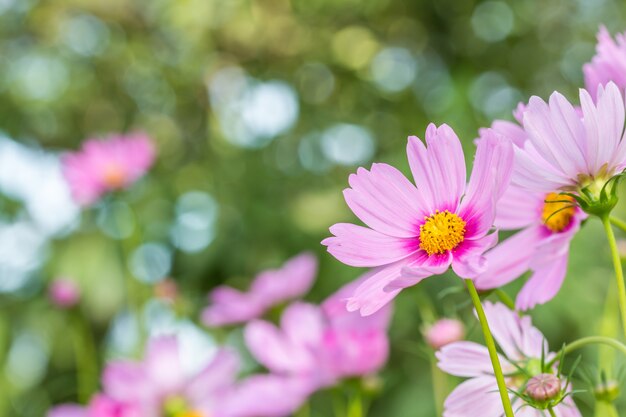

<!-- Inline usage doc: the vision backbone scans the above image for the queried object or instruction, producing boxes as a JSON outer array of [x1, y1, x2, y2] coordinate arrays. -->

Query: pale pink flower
[[48, 278, 80, 308], [49, 336, 239, 417], [513, 82, 626, 194], [424, 318, 465, 350], [437, 302, 582, 417], [584, 26, 626, 98], [322, 124, 514, 315], [239, 276, 391, 416], [474, 100, 589, 309], [201, 252, 317, 326], [62, 133, 155, 206]]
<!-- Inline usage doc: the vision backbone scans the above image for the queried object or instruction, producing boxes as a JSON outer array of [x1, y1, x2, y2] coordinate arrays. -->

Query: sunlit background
[[1, 0, 626, 415]]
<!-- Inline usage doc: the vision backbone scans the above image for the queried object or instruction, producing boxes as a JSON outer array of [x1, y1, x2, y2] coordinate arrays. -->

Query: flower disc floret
[[419, 210, 466, 256], [542, 193, 576, 233]]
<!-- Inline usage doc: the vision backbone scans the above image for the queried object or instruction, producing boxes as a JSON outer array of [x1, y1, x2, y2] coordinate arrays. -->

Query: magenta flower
[[513, 82, 626, 195], [437, 302, 582, 417], [424, 318, 465, 350], [322, 124, 514, 315], [239, 276, 391, 416], [62, 133, 155, 206], [48, 278, 80, 309], [49, 336, 239, 417], [584, 26, 626, 98], [201, 252, 317, 327]]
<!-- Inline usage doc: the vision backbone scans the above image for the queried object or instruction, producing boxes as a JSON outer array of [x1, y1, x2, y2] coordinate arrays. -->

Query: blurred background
[[1, 0, 626, 415]]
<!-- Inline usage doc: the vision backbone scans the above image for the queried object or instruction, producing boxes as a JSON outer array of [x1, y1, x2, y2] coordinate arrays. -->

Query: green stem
[[609, 216, 626, 234], [594, 400, 619, 417], [547, 407, 557, 417], [601, 216, 626, 338], [494, 289, 516, 310], [465, 280, 515, 417], [72, 311, 98, 402], [430, 354, 447, 416], [547, 336, 626, 367], [346, 390, 363, 417]]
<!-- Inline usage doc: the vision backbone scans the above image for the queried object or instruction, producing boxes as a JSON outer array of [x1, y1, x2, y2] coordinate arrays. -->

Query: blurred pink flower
[[62, 133, 155, 206], [49, 278, 80, 308], [201, 252, 317, 327], [238, 276, 391, 416], [48, 395, 141, 417], [322, 124, 514, 315], [512, 83, 626, 193], [424, 318, 465, 350], [437, 302, 582, 417], [584, 26, 626, 98], [49, 336, 239, 417]]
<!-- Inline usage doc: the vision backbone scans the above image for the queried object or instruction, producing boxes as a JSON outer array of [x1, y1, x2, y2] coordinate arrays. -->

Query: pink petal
[[250, 252, 318, 304], [459, 129, 514, 239], [346, 253, 428, 316], [201, 286, 264, 327], [144, 336, 186, 396], [101, 361, 151, 403], [322, 223, 419, 267], [474, 226, 543, 289], [407, 123, 466, 213], [244, 319, 316, 374], [322, 272, 392, 332], [523, 92, 587, 178], [48, 405, 87, 417], [436, 341, 510, 377], [451, 232, 498, 278], [280, 302, 325, 348], [494, 184, 543, 230], [554, 396, 583, 417], [186, 349, 240, 403], [516, 253, 569, 311], [321, 328, 389, 380], [443, 376, 505, 417], [481, 302, 547, 361], [222, 375, 314, 417], [343, 163, 425, 238]]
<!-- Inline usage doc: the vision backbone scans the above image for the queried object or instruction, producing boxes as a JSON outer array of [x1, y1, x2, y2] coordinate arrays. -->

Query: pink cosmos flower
[[437, 302, 582, 417], [201, 252, 317, 326], [424, 318, 465, 350], [62, 133, 155, 206], [513, 82, 626, 194], [584, 26, 626, 98], [49, 336, 239, 417], [322, 124, 514, 315], [474, 84, 626, 309], [237, 276, 391, 416], [473, 114, 587, 310], [49, 278, 80, 308]]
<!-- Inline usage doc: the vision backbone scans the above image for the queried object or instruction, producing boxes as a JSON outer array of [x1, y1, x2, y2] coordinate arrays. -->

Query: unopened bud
[[424, 319, 465, 350], [48, 278, 80, 309], [526, 373, 561, 402]]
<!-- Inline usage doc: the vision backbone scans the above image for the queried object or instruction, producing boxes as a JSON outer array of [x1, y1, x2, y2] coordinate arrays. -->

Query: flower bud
[[48, 278, 80, 308], [424, 319, 464, 350], [525, 373, 561, 402]]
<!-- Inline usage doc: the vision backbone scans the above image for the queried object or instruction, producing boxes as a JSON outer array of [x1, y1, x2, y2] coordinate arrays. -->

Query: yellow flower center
[[419, 210, 466, 256], [102, 163, 127, 189], [542, 193, 576, 233]]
